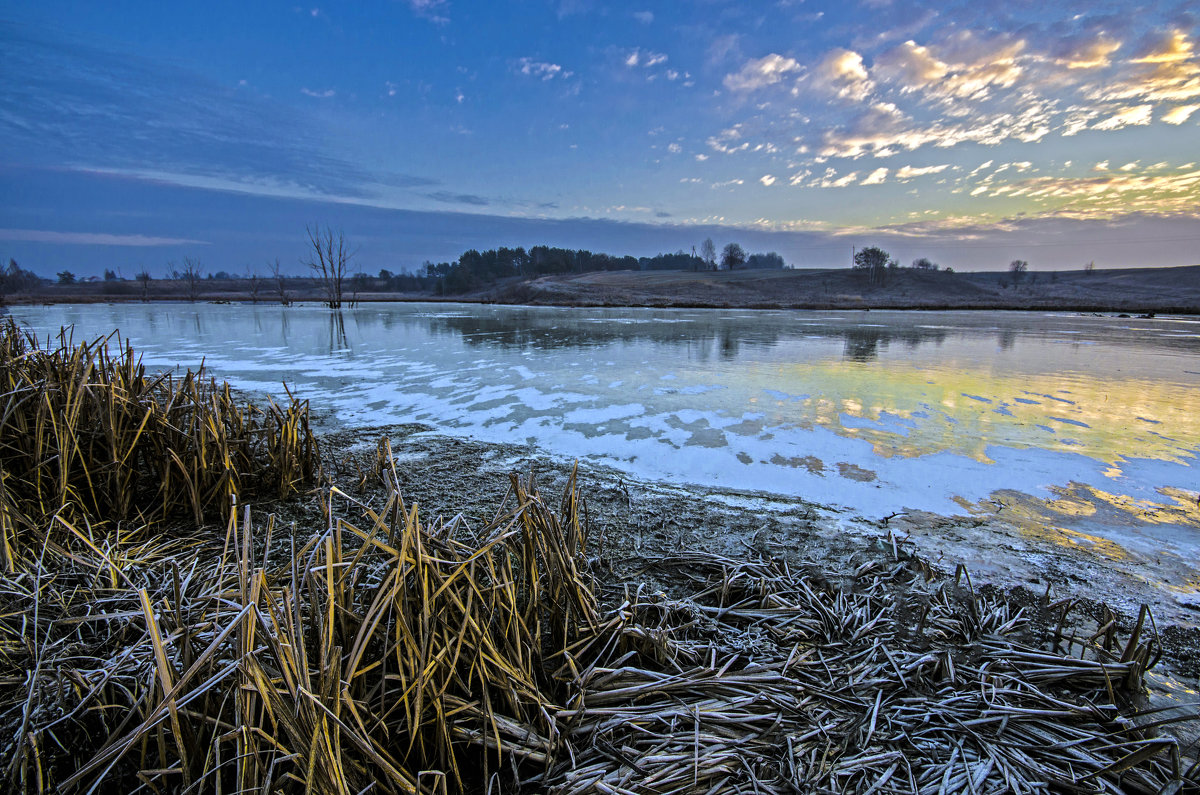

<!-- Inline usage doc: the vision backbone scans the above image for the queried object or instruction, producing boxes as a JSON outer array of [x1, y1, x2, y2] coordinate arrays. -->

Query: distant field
[[7, 264, 1200, 313], [482, 264, 1200, 313]]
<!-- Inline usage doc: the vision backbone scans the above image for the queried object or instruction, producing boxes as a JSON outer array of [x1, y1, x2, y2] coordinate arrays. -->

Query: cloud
[[1092, 104, 1154, 130], [812, 48, 874, 101], [301, 88, 335, 98], [895, 164, 949, 180], [707, 126, 750, 154], [760, 174, 776, 186], [860, 167, 889, 185], [633, 10, 653, 24], [1057, 34, 1122, 70], [723, 53, 801, 91], [625, 48, 668, 68], [424, 191, 489, 206], [813, 168, 859, 188], [972, 168, 1200, 218], [404, 0, 449, 22], [0, 229, 209, 246], [1086, 30, 1200, 103], [516, 58, 572, 81], [1162, 104, 1199, 124], [873, 40, 947, 91], [926, 33, 1025, 102], [667, 142, 682, 153]]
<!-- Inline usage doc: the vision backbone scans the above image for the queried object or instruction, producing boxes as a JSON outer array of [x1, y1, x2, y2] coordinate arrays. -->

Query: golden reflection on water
[[752, 360, 1200, 467], [959, 481, 1200, 591]]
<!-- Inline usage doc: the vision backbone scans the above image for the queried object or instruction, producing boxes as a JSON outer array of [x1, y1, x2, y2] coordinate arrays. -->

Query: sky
[[2, 0, 1199, 277]]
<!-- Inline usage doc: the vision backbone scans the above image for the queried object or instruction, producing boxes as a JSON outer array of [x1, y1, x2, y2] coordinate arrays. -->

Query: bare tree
[[267, 259, 292, 306], [179, 257, 203, 301], [304, 224, 355, 309], [245, 266, 263, 304], [1009, 259, 1029, 286], [136, 269, 153, 302], [700, 238, 717, 271]]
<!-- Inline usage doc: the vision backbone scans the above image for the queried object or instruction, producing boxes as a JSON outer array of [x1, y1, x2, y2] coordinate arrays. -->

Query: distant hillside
[[475, 264, 1200, 313], [6, 264, 1200, 313]]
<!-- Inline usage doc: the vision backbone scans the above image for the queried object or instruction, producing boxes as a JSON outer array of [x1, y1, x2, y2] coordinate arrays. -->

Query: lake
[[9, 302, 1200, 593]]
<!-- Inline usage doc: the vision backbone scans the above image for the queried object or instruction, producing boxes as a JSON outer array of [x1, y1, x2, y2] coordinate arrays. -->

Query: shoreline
[[316, 421, 1200, 680], [5, 293, 1200, 315], [6, 262, 1200, 315]]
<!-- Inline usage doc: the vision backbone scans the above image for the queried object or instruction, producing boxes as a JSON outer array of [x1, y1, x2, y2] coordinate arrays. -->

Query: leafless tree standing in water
[[268, 258, 291, 306], [304, 224, 355, 309], [136, 269, 152, 302], [180, 257, 203, 301], [246, 266, 262, 303]]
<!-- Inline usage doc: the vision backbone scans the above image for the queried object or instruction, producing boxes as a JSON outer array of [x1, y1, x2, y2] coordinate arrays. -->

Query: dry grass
[[0, 319, 318, 563], [0, 323, 1196, 793]]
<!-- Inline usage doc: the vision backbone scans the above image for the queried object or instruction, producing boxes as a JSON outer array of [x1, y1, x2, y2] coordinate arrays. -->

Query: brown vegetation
[[0, 323, 1196, 793]]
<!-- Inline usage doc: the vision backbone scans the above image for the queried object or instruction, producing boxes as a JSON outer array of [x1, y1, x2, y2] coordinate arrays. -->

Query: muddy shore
[[309, 422, 1200, 686]]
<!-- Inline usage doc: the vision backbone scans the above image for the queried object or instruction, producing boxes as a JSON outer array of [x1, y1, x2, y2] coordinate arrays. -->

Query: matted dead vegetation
[[0, 323, 1196, 793]]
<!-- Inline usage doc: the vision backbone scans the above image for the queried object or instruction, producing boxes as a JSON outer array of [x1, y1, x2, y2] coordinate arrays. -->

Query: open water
[[10, 302, 1200, 583]]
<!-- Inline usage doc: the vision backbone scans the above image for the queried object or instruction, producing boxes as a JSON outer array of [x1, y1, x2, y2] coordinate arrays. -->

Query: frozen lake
[[9, 302, 1200, 586]]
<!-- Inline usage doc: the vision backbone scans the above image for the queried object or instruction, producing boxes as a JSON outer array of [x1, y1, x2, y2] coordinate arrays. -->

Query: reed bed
[[0, 319, 318, 567], [0, 324, 1195, 793]]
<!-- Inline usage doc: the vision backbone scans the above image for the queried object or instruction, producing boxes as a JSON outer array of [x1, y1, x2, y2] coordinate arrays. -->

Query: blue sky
[[2, 0, 1199, 276]]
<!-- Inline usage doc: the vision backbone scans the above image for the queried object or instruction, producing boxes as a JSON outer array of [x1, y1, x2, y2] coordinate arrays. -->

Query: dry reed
[[0, 319, 318, 567]]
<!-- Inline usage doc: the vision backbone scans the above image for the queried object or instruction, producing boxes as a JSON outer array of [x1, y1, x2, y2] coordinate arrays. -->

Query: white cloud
[[860, 167, 889, 185], [517, 58, 572, 81], [874, 40, 948, 91], [0, 229, 208, 246], [812, 48, 874, 101], [301, 88, 335, 98], [404, 0, 449, 22], [760, 174, 776, 186], [1092, 104, 1154, 130], [667, 142, 682, 153], [724, 53, 801, 92], [625, 48, 668, 68], [895, 164, 949, 180], [1162, 104, 1199, 124], [633, 10, 653, 24], [707, 126, 751, 155], [815, 169, 859, 188]]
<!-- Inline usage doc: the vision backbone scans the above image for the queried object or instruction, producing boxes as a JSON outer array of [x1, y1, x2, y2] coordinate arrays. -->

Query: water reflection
[[329, 311, 350, 355], [423, 308, 954, 361]]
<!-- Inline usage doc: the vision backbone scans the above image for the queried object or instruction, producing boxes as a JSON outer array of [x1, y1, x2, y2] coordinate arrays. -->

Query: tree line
[[389, 239, 786, 295]]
